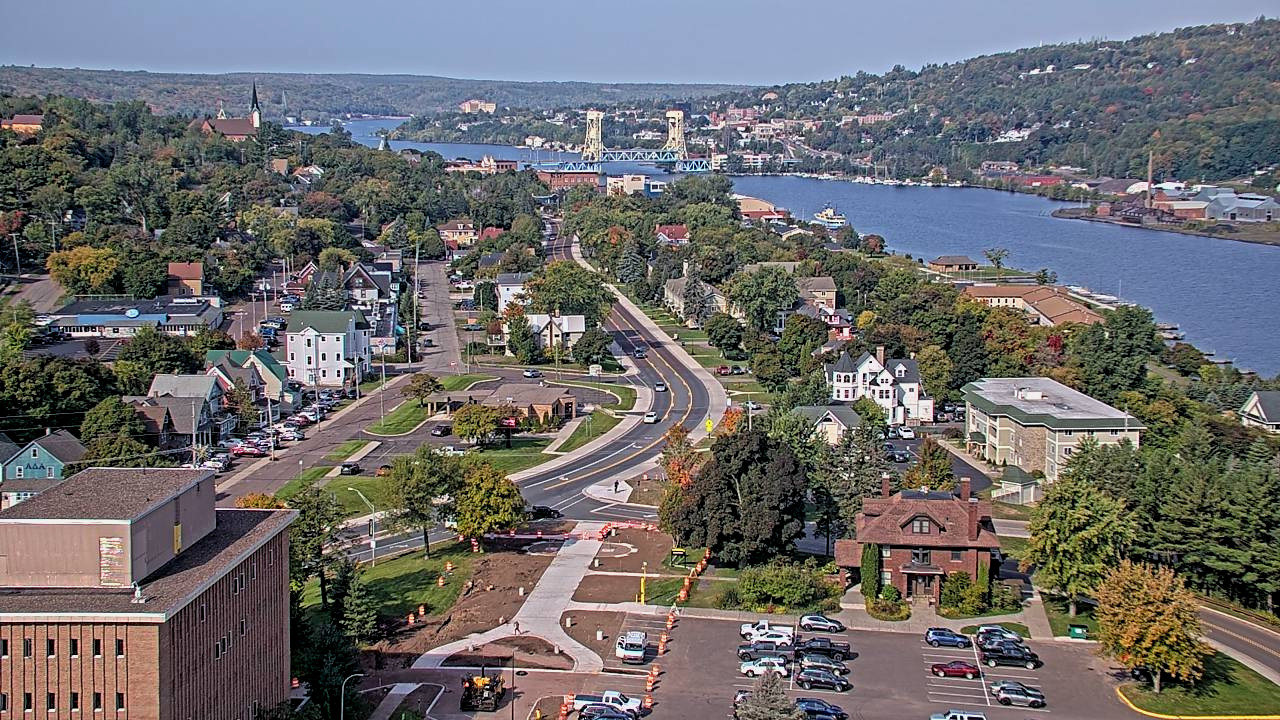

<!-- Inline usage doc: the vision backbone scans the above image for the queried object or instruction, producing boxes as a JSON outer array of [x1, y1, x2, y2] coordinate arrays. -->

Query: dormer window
[[895, 366, 905, 378], [911, 518, 931, 534]]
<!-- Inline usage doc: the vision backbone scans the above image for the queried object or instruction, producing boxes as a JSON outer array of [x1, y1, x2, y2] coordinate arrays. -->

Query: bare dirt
[[371, 549, 554, 670], [561, 610, 627, 659], [442, 635, 573, 670], [573, 573, 646, 604], [592, 527, 676, 573]]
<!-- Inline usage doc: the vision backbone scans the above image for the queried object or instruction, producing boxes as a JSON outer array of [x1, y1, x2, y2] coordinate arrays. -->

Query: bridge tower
[[583, 110, 605, 162], [662, 109, 687, 159]]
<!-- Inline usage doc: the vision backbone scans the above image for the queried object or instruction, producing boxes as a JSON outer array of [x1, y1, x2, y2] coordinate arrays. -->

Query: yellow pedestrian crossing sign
[[705, 417, 713, 432]]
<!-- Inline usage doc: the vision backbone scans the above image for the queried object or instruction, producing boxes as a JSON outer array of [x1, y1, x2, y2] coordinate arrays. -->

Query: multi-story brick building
[[962, 377, 1143, 486], [0, 468, 296, 720], [834, 478, 1000, 603]]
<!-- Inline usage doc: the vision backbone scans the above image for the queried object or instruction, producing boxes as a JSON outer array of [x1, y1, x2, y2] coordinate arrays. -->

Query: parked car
[[279, 429, 305, 442], [279, 301, 295, 313], [339, 462, 363, 476], [613, 631, 648, 665], [578, 705, 631, 720], [739, 657, 789, 678], [886, 425, 900, 439], [643, 411, 659, 424], [654, 381, 667, 392], [745, 629, 795, 646], [743, 400, 762, 411], [741, 620, 795, 639], [792, 636, 850, 661], [798, 614, 845, 633], [929, 711, 987, 720], [974, 625, 1022, 642], [522, 368, 542, 378], [440, 446, 466, 457], [731, 365, 745, 375], [890, 450, 912, 463], [980, 646, 1041, 670], [897, 426, 916, 439], [529, 505, 563, 520], [736, 641, 793, 662], [794, 698, 847, 720], [989, 680, 1045, 707], [925, 628, 972, 648], [716, 365, 731, 376], [795, 668, 850, 692], [796, 653, 849, 675], [230, 444, 267, 458], [931, 661, 980, 679], [976, 635, 1027, 653], [430, 424, 452, 437]]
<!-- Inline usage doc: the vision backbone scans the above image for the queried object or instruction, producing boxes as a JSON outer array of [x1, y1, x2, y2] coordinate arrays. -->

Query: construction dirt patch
[[592, 527, 675, 573], [573, 573, 645, 604], [370, 548, 554, 670], [443, 635, 573, 670], [561, 610, 627, 660]]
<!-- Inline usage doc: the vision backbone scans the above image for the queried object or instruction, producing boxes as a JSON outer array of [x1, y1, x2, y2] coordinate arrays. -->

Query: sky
[[1, 0, 1274, 85]]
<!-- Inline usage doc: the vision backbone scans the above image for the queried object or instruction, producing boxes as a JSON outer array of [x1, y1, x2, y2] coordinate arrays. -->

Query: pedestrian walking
[[613, 479, 620, 494]]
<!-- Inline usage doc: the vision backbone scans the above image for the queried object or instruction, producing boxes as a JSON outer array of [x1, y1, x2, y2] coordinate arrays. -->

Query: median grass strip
[[556, 413, 622, 454], [551, 380, 637, 411], [324, 439, 369, 462], [300, 541, 475, 619], [440, 373, 496, 391], [1118, 652, 1280, 716], [472, 437, 553, 475], [276, 466, 333, 501]]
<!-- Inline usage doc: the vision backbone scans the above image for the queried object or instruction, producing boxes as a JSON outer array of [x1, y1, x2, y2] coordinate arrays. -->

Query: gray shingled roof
[[825, 350, 859, 375], [792, 405, 862, 429], [286, 310, 359, 334], [0, 467, 210, 521], [149, 374, 218, 400], [27, 429, 87, 464], [0, 433, 20, 465], [1249, 391, 1280, 422]]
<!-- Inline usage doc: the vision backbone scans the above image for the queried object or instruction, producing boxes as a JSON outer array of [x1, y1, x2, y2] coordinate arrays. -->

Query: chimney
[[875, 345, 885, 365], [45, 427, 51, 436], [959, 477, 971, 502], [881, 474, 891, 498], [967, 498, 980, 541]]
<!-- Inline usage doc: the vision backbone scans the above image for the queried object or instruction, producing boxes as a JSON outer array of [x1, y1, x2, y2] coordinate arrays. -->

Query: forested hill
[[708, 18, 1280, 180], [0, 66, 747, 119]]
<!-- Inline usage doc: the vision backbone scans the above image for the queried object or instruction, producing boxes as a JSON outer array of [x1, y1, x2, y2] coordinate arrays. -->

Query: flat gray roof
[[963, 377, 1142, 430], [0, 468, 212, 522]]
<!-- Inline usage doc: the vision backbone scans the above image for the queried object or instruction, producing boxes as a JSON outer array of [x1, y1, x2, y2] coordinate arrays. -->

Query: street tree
[[777, 314, 829, 373], [1022, 474, 1135, 616], [226, 378, 260, 431], [829, 424, 894, 531], [749, 345, 790, 393], [523, 260, 613, 327], [915, 344, 953, 401], [386, 447, 462, 559], [115, 325, 200, 380], [455, 460, 526, 538], [727, 267, 798, 332], [294, 616, 360, 720], [659, 424, 702, 490], [237, 330, 265, 350], [80, 396, 146, 443], [851, 396, 887, 439], [287, 485, 344, 609], [735, 672, 806, 720], [572, 326, 611, 365], [453, 403, 507, 447], [704, 312, 744, 355], [402, 372, 443, 407], [1095, 560, 1212, 694], [904, 436, 956, 491], [681, 273, 717, 326], [504, 306, 543, 364]]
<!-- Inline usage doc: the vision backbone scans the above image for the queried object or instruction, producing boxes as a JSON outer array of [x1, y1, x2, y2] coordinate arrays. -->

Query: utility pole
[[8, 233, 19, 275]]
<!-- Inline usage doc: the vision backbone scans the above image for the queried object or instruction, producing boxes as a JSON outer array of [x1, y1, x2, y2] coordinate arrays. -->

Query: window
[[1062, 447, 1073, 457], [69, 639, 78, 657], [1, 638, 7, 657], [115, 694, 124, 712], [911, 548, 932, 565], [240, 618, 247, 636], [880, 570, 892, 586], [1110, 429, 1120, 436], [1063, 430, 1074, 436], [0, 693, 6, 711], [23, 693, 32, 712], [950, 550, 963, 562], [46, 639, 55, 657], [911, 518, 931, 534], [46, 693, 55, 711], [289, 353, 295, 361], [92, 693, 102, 711], [199, 603, 207, 623], [14, 466, 22, 479], [92, 639, 101, 657], [115, 639, 124, 657], [45, 467, 55, 479], [250, 562, 257, 580], [70, 693, 79, 711], [880, 546, 891, 558], [31, 449, 38, 459], [305, 338, 312, 347]]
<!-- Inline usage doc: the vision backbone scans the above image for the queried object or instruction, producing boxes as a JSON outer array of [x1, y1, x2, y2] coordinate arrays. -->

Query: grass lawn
[[324, 439, 370, 462], [999, 535, 1028, 562], [1119, 652, 1280, 716], [300, 542, 475, 620], [440, 373, 496, 391], [556, 412, 622, 454], [960, 622, 1030, 637], [366, 400, 431, 435], [471, 437, 552, 475], [328, 476, 394, 518], [276, 466, 333, 501], [1043, 595, 1098, 637], [359, 376, 390, 393], [551, 380, 637, 411]]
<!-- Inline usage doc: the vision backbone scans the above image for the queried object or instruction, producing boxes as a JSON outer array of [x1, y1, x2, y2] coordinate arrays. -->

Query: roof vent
[[130, 583, 147, 604], [1016, 388, 1044, 401]]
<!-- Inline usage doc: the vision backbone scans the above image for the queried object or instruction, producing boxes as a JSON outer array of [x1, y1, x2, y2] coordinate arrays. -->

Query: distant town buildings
[[48, 296, 225, 339], [458, 99, 497, 114], [189, 83, 262, 142], [437, 219, 478, 248], [963, 285, 1102, 327]]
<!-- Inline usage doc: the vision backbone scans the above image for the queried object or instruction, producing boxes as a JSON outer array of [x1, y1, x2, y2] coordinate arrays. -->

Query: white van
[[614, 631, 648, 664]]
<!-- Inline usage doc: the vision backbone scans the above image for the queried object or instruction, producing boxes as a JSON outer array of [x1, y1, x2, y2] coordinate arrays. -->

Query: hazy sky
[[1, 0, 1273, 84]]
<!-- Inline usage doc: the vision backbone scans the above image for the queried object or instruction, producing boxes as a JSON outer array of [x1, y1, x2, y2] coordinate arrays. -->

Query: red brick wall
[[882, 545, 987, 600]]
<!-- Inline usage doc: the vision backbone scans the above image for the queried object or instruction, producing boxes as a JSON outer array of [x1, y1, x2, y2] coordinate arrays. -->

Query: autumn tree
[[402, 372, 443, 407], [659, 424, 701, 489], [1095, 560, 1212, 694], [235, 493, 285, 509], [238, 331, 265, 350], [1022, 474, 1134, 616], [46, 246, 121, 294]]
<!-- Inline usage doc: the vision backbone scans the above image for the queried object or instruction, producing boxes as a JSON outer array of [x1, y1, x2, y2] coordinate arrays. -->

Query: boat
[[813, 205, 848, 228], [1160, 330, 1185, 341]]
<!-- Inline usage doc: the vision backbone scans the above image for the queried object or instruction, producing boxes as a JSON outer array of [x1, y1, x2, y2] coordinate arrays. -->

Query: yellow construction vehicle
[[460, 667, 506, 712]]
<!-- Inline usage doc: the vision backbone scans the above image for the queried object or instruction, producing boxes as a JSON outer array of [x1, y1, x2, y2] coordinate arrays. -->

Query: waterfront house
[[963, 377, 1142, 492], [826, 347, 934, 426], [0, 430, 88, 506], [927, 256, 980, 273], [963, 285, 1101, 327], [1240, 391, 1280, 433], [834, 478, 1000, 602]]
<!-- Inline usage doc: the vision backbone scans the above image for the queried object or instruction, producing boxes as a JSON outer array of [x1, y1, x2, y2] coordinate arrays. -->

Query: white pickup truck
[[740, 620, 795, 641], [571, 691, 642, 717]]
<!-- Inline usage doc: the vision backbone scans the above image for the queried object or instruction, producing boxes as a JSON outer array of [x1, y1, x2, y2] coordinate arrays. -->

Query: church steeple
[[249, 81, 261, 129]]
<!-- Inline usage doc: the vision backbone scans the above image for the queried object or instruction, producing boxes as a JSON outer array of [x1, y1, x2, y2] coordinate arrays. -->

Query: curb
[[1113, 686, 1280, 720]]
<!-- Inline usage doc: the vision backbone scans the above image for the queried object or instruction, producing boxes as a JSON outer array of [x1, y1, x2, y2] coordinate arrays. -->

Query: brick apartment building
[[835, 478, 1000, 603], [0, 468, 296, 720]]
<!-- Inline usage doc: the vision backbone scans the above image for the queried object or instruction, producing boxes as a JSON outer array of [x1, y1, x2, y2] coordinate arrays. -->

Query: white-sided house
[[496, 272, 532, 314], [825, 346, 934, 426], [1240, 391, 1280, 433], [506, 314, 587, 354], [793, 405, 862, 445], [284, 310, 372, 387]]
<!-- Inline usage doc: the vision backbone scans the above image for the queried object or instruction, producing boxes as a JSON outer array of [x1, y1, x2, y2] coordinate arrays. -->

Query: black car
[[797, 653, 849, 675], [529, 505, 563, 520], [795, 668, 850, 692], [980, 645, 1041, 670], [890, 450, 912, 463], [430, 424, 452, 437], [794, 698, 847, 720], [791, 636, 850, 661], [579, 705, 631, 720], [736, 641, 793, 662], [339, 462, 363, 476]]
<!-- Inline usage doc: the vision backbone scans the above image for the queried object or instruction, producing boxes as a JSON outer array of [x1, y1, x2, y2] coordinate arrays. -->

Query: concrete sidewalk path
[[367, 682, 421, 720], [413, 522, 608, 671]]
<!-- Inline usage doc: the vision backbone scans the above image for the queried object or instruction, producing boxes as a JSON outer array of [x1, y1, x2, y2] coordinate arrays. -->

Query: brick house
[[834, 478, 1000, 603]]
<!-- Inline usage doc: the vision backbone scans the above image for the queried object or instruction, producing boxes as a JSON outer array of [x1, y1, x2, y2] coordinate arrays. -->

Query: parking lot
[[635, 616, 1136, 720]]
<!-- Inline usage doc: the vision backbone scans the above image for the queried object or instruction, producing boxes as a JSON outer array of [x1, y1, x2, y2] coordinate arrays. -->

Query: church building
[[190, 83, 262, 142]]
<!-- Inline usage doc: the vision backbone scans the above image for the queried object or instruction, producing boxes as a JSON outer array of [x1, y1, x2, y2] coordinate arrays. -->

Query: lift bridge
[[538, 109, 709, 174]]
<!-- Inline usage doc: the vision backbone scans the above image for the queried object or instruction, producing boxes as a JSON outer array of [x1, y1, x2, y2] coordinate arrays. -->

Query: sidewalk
[[367, 682, 420, 720], [413, 522, 608, 671]]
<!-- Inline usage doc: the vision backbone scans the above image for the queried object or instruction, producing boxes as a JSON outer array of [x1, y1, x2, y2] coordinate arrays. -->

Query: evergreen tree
[[830, 424, 894, 533], [341, 575, 381, 646], [903, 436, 956, 491], [295, 617, 360, 719], [504, 308, 543, 364], [682, 272, 716, 327], [735, 671, 806, 720], [300, 274, 347, 311]]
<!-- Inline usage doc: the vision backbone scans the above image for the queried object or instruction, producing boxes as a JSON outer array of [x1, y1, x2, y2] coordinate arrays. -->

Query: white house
[[1240, 391, 1280, 433], [284, 310, 372, 387], [504, 314, 586, 354], [825, 347, 934, 426], [496, 272, 532, 314]]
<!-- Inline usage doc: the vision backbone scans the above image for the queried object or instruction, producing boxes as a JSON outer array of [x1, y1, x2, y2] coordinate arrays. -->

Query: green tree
[[341, 575, 381, 646], [572, 326, 611, 365], [1022, 474, 1135, 616], [904, 436, 956, 491], [402, 372, 443, 407], [472, 281, 498, 312], [0, 355, 116, 440], [453, 403, 506, 446], [226, 378, 261, 432], [705, 312, 744, 355], [735, 667, 806, 720], [681, 273, 716, 326], [777, 314, 829, 373], [750, 346, 790, 392], [727, 267, 798, 332], [80, 396, 146, 443], [186, 327, 235, 357], [523, 260, 613, 327], [71, 434, 166, 473], [915, 344, 953, 401], [983, 247, 1009, 271], [860, 542, 882, 599], [116, 325, 200, 380], [504, 307, 543, 365], [830, 424, 894, 531], [300, 273, 347, 311], [386, 447, 462, 559], [455, 460, 526, 538], [1068, 305, 1161, 403], [317, 247, 356, 272], [288, 485, 344, 610], [294, 616, 360, 720], [119, 257, 169, 298], [851, 396, 887, 438], [1095, 560, 1212, 694]]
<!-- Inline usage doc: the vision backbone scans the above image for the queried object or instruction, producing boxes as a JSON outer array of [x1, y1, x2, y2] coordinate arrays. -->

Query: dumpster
[[1067, 624, 1089, 639]]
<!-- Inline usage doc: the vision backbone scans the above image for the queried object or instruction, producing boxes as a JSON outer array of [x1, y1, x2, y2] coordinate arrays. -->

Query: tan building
[[166, 262, 205, 296], [792, 405, 861, 445], [962, 377, 1143, 489], [0, 468, 296, 720], [436, 219, 477, 247], [796, 276, 837, 312], [458, 99, 497, 114], [926, 255, 979, 273], [963, 285, 1102, 327], [0, 115, 44, 136]]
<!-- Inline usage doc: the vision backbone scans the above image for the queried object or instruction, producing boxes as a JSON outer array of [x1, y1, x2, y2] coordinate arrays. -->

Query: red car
[[716, 365, 732, 376], [230, 444, 267, 457], [931, 661, 980, 679]]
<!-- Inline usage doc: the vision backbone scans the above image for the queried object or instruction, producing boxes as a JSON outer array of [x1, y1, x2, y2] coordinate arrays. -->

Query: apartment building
[[284, 310, 372, 387], [0, 468, 296, 720]]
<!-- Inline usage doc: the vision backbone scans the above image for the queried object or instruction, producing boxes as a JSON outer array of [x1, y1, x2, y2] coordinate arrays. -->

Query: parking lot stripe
[[928, 691, 989, 700]]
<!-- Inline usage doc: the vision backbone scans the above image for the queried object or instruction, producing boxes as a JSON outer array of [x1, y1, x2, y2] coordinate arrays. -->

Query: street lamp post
[[349, 487, 378, 566], [339, 672, 365, 720]]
